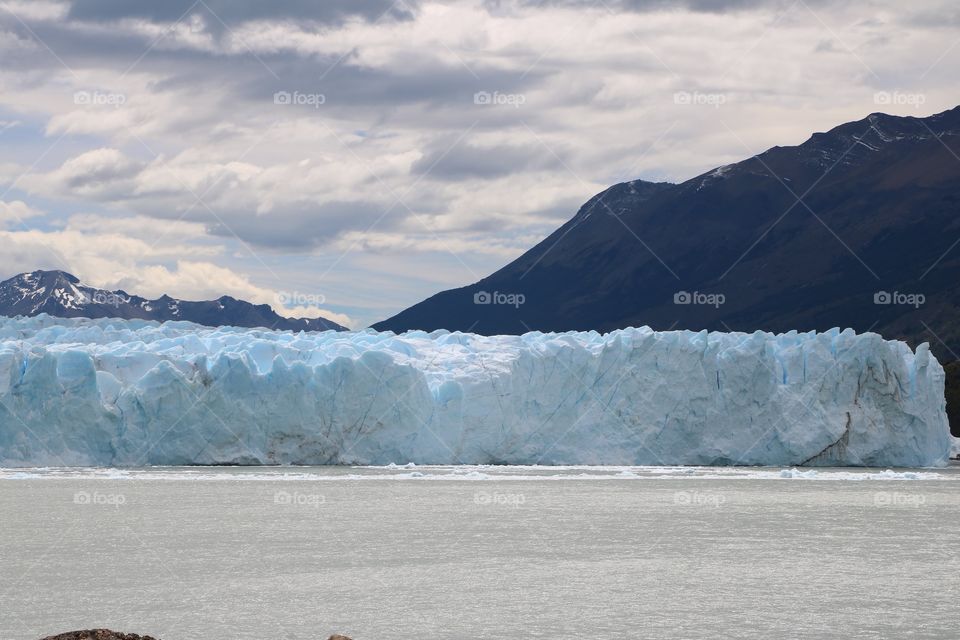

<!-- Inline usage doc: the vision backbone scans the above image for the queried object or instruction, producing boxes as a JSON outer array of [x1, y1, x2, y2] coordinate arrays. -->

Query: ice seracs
[[0, 315, 950, 468]]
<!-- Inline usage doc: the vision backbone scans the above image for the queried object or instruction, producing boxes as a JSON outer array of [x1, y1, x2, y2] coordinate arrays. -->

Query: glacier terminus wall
[[0, 315, 950, 467]]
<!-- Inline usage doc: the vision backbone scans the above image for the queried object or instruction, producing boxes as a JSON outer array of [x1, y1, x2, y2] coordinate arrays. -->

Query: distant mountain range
[[0, 270, 346, 332], [375, 106, 960, 361]]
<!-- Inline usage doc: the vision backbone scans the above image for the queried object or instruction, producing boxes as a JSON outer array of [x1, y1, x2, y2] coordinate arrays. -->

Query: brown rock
[[41, 629, 350, 640], [40, 630, 159, 640]]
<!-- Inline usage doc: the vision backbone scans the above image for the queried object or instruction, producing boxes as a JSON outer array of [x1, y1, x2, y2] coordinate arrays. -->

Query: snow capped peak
[[796, 107, 960, 169], [0, 270, 346, 331]]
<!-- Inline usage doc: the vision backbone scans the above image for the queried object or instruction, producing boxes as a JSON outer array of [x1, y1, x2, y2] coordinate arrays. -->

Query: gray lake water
[[1, 465, 959, 640]]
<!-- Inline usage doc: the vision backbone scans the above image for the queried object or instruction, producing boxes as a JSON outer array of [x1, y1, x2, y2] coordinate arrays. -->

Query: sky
[[0, 0, 957, 328]]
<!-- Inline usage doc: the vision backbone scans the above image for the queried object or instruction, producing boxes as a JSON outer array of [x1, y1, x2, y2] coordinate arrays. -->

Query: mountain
[[0, 270, 346, 331], [375, 106, 960, 358]]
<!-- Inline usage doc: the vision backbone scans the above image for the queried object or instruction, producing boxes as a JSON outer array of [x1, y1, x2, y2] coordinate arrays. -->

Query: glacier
[[0, 315, 950, 468]]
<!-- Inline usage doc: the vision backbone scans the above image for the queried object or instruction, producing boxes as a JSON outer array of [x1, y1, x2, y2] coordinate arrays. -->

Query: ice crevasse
[[0, 315, 950, 467]]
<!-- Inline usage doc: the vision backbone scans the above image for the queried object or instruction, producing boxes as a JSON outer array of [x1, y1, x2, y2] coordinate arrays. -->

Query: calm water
[[1, 465, 959, 640]]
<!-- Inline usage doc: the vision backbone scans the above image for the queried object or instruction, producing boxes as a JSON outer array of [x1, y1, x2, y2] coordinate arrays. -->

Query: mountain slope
[[375, 106, 960, 358], [0, 270, 346, 331]]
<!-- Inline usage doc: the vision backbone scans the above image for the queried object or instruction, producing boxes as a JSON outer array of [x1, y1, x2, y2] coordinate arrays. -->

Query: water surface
[[2, 465, 958, 639]]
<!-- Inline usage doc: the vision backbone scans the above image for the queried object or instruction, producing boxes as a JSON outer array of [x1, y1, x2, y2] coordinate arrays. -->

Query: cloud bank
[[0, 0, 957, 326]]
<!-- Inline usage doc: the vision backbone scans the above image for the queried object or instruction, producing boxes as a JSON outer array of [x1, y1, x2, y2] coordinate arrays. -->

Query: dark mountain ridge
[[0, 270, 346, 332], [375, 106, 960, 363]]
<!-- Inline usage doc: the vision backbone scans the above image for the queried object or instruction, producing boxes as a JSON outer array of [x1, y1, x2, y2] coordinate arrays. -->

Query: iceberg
[[0, 315, 950, 467]]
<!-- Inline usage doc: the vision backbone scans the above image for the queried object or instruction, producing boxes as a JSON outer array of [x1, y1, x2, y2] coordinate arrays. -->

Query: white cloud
[[0, 1, 68, 22], [0, 200, 44, 226], [278, 304, 353, 328], [20, 148, 144, 201], [0, 217, 354, 328]]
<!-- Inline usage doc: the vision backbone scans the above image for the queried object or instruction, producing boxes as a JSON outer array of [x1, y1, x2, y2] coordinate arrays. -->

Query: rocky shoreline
[[41, 633, 158, 640]]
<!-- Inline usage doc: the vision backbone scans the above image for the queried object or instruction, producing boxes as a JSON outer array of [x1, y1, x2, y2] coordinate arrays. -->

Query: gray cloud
[[412, 139, 564, 180], [205, 200, 399, 250], [238, 62, 544, 113], [0, 17, 546, 129], [66, 0, 418, 25], [488, 0, 807, 12]]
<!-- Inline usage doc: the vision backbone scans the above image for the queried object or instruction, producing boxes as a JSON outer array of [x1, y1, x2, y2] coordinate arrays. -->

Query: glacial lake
[[1, 464, 959, 640]]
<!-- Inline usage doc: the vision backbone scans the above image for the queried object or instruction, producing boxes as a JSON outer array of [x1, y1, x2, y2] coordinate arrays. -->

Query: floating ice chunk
[[872, 469, 920, 480], [780, 468, 819, 479]]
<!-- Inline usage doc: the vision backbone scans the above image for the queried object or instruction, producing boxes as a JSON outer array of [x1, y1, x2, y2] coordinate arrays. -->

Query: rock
[[40, 631, 159, 640], [39, 630, 350, 640]]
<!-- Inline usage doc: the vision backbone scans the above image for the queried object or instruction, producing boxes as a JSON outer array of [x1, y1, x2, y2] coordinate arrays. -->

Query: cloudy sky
[[0, 0, 957, 327]]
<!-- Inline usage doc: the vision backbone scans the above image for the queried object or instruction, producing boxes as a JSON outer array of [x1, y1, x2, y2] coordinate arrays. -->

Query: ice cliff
[[0, 315, 950, 467]]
